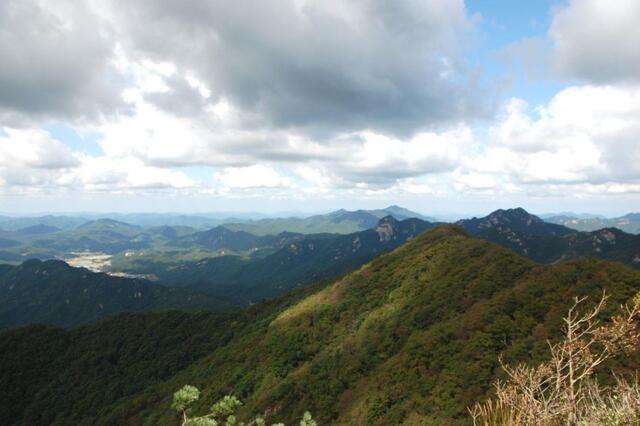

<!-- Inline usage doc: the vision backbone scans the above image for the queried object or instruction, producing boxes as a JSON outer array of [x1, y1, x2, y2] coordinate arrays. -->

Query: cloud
[[550, 0, 640, 83], [0, 0, 128, 123], [0, 127, 81, 190], [458, 84, 640, 195], [0, 127, 194, 193], [89, 88, 473, 189], [64, 156, 195, 191], [214, 165, 294, 190], [106, 0, 490, 136], [0, 0, 495, 200], [0, 128, 78, 170], [334, 127, 473, 185]]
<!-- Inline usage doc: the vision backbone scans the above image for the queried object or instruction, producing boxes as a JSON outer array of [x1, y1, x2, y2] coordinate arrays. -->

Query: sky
[[1, 0, 639, 217]]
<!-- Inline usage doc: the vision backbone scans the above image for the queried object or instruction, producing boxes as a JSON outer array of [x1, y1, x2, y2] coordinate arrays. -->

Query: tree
[[171, 385, 316, 426], [469, 292, 640, 425]]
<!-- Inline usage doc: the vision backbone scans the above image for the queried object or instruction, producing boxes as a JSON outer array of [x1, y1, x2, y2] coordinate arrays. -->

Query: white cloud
[[550, 0, 640, 83], [214, 165, 293, 190], [0, 128, 78, 169], [64, 156, 195, 191], [0, 127, 194, 193], [340, 127, 472, 183], [0, 128, 79, 190], [457, 84, 640, 196]]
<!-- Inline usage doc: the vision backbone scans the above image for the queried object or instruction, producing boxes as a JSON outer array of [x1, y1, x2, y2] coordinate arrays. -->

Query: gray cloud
[[110, 0, 492, 137], [145, 74, 208, 117], [0, 0, 128, 123]]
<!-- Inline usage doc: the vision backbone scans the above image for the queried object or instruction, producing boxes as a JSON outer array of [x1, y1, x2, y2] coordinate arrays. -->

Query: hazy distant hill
[[2, 226, 638, 424], [223, 205, 435, 235], [14, 224, 61, 235], [0, 215, 87, 231], [89, 213, 226, 229], [547, 212, 640, 234], [0, 259, 231, 329], [170, 226, 310, 252], [30, 219, 152, 254]]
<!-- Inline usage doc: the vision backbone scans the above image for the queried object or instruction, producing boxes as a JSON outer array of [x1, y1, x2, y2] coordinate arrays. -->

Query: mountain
[[547, 212, 640, 234], [170, 226, 309, 252], [1, 226, 638, 425], [0, 215, 88, 231], [143, 216, 436, 303], [89, 213, 224, 229], [538, 212, 604, 220], [0, 259, 232, 329], [146, 225, 199, 240], [366, 204, 435, 221], [457, 207, 575, 237], [223, 206, 434, 235], [14, 224, 61, 235], [74, 219, 144, 238], [456, 208, 640, 269], [28, 219, 152, 254]]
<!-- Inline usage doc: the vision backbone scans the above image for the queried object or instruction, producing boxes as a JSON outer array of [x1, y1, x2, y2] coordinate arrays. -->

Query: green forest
[[2, 226, 639, 424]]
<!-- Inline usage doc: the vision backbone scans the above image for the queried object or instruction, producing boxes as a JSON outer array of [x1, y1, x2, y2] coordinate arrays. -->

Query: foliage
[[172, 385, 201, 412], [171, 385, 315, 426], [469, 293, 640, 425]]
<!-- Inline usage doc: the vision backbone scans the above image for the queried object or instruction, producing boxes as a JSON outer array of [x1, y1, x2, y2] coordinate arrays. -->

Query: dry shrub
[[469, 292, 640, 426]]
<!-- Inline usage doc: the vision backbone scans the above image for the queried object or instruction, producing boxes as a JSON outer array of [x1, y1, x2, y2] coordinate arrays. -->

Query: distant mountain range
[[2, 226, 638, 424], [222, 205, 435, 235], [0, 215, 87, 231], [2, 206, 640, 331], [169, 227, 312, 253], [0, 206, 432, 233], [0, 206, 433, 263], [127, 216, 437, 303], [546, 212, 640, 234], [0, 259, 231, 329]]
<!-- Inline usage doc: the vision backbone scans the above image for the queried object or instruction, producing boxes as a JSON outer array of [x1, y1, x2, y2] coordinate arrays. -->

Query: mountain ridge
[[2, 225, 638, 424], [458, 208, 640, 268]]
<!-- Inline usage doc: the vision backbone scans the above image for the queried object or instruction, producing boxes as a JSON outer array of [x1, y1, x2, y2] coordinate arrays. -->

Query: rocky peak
[[487, 208, 543, 225], [375, 216, 400, 242]]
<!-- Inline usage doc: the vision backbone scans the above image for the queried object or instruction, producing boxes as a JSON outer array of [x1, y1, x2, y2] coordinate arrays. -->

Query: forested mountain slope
[[2, 226, 639, 425], [0, 260, 231, 328]]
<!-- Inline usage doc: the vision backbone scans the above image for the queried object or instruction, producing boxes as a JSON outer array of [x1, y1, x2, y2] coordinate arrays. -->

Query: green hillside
[[1, 226, 638, 425], [0, 260, 232, 329]]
